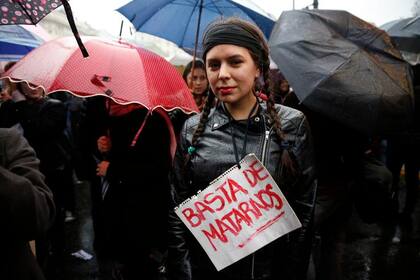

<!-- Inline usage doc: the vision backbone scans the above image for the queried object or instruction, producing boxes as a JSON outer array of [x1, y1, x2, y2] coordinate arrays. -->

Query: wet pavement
[[60, 181, 100, 280], [59, 181, 420, 280]]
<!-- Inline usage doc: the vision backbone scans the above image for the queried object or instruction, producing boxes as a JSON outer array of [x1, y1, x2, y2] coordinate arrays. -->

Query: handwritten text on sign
[[175, 154, 302, 271]]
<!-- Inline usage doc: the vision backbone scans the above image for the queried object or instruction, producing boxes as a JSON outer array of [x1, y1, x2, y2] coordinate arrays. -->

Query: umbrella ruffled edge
[[0, 76, 199, 115]]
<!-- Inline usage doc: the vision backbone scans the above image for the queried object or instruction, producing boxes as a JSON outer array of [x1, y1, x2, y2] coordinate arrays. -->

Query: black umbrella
[[268, 9, 414, 135], [381, 16, 420, 65]]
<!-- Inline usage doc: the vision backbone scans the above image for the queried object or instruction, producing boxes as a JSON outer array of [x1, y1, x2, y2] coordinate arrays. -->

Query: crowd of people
[[0, 16, 419, 280]]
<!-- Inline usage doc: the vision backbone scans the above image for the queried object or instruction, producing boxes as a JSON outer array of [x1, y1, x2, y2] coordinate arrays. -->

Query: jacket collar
[[209, 100, 271, 131], [209, 104, 230, 131]]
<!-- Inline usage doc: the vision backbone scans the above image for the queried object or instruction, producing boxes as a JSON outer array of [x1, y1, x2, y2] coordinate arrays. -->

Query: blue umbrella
[[0, 25, 44, 61], [117, 0, 275, 56]]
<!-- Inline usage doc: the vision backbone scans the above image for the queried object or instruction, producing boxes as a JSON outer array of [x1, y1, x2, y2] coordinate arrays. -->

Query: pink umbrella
[[3, 36, 199, 157], [3, 36, 198, 113]]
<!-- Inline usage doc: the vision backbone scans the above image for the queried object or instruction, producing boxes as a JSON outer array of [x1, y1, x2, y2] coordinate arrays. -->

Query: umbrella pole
[[192, 0, 204, 64], [61, 0, 89, 58], [190, 0, 203, 89], [119, 20, 124, 39]]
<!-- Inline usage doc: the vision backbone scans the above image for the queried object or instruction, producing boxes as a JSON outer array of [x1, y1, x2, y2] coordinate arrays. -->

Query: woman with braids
[[167, 17, 317, 280]]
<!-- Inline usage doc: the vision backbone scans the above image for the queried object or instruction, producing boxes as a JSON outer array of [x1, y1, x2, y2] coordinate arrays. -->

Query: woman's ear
[[255, 68, 261, 79]]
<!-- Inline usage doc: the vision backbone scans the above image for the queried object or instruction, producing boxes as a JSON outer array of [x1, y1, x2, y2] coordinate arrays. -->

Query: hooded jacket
[[168, 102, 317, 280]]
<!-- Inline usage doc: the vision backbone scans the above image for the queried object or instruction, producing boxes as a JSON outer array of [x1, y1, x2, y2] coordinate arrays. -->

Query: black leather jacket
[[168, 102, 317, 280]]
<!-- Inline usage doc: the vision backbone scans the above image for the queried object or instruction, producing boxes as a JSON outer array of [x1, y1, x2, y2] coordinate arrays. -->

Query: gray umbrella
[[381, 16, 420, 65], [268, 9, 414, 135]]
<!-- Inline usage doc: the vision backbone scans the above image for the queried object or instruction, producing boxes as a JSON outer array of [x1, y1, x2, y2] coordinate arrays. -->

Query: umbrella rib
[[360, 48, 412, 93], [131, 0, 175, 28], [180, 0, 200, 47], [13, 0, 36, 24], [209, 0, 224, 15]]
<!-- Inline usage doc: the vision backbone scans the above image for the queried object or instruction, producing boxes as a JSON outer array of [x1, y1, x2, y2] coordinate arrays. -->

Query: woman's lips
[[218, 87, 235, 95]]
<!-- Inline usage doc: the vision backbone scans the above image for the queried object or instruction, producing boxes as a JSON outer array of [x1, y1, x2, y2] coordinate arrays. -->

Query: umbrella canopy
[[2, 36, 198, 113], [0, 0, 88, 57], [117, 0, 275, 55], [381, 16, 420, 65], [269, 9, 414, 136], [0, 25, 48, 61], [0, 0, 62, 24]]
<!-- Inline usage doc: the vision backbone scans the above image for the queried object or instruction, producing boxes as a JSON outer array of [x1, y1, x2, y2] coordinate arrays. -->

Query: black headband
[[202, 22, 264, 64]]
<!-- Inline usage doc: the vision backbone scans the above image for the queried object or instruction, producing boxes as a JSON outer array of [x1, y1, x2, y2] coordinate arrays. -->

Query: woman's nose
[[218, 64, 230, 79]]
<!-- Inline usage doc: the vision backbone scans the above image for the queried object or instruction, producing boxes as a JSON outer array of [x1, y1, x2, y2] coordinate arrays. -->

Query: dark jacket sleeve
[[167, 122, 193, 280], [0, 127, 55, 240]]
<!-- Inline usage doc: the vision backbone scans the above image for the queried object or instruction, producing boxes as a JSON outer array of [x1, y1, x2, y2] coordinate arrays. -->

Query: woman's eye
[[230, 59, 243, 66], [207, 62, 220, 70], [207, 60, 220, 70]]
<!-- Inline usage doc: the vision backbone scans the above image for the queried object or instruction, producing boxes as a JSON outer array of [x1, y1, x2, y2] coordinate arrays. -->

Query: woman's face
[[206, 44, 260, 107], [280, 79, 289, 93], [0, 80, 13, 101], [187, 68, 208, 95]]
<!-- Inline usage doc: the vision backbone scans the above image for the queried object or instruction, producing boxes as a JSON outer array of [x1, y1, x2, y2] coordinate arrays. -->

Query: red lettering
[[202, 223, 224, 251], [255, 189, 274, 208], [265, 184, 284, 210], [221, 211, 241, 232], [243, 169, 258, 187], [194, 201, 215, 219], [249, 196, 269, 211], [201, 218, 238, 252], [231, 208, 251, 229], [227, 178, 248, 202], [216, 219, 238, 239], [242, 160, 269, 187], [182, 208, 202, 227], [204, 192, 225, 211], [216, 181, 232, 204], [239, 201, 262, 221]]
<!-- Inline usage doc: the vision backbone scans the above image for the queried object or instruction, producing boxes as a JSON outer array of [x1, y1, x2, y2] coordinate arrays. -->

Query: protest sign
[[175, 153, 302, 271]]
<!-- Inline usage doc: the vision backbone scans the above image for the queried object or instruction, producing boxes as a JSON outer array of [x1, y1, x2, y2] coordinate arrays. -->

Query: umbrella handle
[[131, 111, 152, 147]]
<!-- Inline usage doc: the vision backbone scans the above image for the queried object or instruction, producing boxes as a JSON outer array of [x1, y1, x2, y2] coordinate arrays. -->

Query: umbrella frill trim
[[0, 76, 198, 115], [1, 76, 44, 91]]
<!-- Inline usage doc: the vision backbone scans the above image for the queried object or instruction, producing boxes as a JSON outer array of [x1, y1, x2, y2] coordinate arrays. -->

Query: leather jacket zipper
[[251, 128, 271, 280], [261, 129, 271, 164]]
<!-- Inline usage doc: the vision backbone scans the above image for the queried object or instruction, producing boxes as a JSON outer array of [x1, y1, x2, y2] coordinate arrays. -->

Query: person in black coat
[[95, 101, 172, 279], [9, 83, 70, 278], [0, 126, 55, 280]]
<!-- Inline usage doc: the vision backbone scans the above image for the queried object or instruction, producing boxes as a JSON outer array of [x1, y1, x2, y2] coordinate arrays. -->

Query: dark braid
[[184, 92, 216, 165], [264, 69, 284, 141], [264, 74, 297, 175], [256, 27, 297, 175], [191, 92, 215, 146]]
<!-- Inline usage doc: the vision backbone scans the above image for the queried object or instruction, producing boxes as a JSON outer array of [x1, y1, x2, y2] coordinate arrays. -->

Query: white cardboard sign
[[175, 153, 302, 271]]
